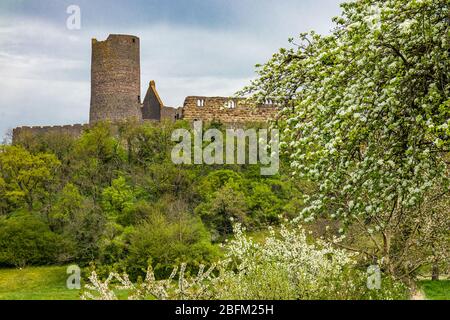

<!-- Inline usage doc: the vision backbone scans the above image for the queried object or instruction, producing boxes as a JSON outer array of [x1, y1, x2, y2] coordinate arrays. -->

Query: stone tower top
[[89, 34, 142, 123]]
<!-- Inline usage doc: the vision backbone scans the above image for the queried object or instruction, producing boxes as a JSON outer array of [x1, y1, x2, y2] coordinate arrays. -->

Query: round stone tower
[[90, 34, 142, 123]]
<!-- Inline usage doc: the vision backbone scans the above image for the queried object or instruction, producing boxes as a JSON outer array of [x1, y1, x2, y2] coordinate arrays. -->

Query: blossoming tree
[[241, 0, 450, 282]]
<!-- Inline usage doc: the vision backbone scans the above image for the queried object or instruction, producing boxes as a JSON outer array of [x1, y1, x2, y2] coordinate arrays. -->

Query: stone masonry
[[182, 96, 277, 124], [142, 80, 163, 120], [90, 34, 142, 123], [12, 124, 89, 140], [12, 34, 278, 142]]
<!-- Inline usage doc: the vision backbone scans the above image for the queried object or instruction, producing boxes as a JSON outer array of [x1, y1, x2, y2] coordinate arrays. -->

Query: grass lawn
[[419, 280, 450, 300], [0, 266, 81, 300], [1, 265, 449, 300]]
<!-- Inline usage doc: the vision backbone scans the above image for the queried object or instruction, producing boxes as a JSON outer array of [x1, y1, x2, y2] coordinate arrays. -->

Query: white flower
[[399, 19, 415, 34]]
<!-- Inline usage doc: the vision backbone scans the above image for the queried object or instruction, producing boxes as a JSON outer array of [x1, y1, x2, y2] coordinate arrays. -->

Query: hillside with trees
[[0, 0, 448, 300]]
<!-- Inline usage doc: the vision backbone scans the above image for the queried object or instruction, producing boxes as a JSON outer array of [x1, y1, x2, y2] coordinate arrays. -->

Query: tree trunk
[[431, 261, 439, 281], [382, 231, 394, 275]]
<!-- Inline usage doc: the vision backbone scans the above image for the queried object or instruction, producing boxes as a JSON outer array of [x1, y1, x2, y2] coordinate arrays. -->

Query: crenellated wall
[[182, 96, 278, 123], [12, 124, 90, 143]]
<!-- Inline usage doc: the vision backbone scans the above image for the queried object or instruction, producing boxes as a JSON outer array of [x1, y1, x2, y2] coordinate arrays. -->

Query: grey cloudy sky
[[0, 0, 343, 138]]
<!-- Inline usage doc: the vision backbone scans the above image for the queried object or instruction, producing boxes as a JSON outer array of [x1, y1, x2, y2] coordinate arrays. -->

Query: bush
[[125, 209, 219, 279], [195, 184, 249, 239], [195, 170, 304, 238], [83, 223, 408, 300], [0, 212, 65, 267], [213, 224, 408, 300], [49, 185, 106, 265]]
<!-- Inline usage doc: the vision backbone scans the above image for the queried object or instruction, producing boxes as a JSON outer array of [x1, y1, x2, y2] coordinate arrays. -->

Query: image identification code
[[175, 304, 274, 318]]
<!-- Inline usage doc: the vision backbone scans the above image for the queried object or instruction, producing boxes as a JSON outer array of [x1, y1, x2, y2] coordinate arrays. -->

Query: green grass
[[1, 266, 449, 300], [419, 280, 450, 300], [0, 266, 81, 300], [0, 266, 133, 300]]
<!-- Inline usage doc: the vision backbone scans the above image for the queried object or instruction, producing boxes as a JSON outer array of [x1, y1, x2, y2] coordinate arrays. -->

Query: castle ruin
[[13, 34, 277, 140], [90, 35, 142, 123]]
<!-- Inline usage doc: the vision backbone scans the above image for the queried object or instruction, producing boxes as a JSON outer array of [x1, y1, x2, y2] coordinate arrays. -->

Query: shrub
[[195, 184, 249, 239], [0, 212, 64, 267], [58, 199, 106, 265], [213, 224, 407, 300], [125, 210, 219, 279], [83, 223, 408, 300]]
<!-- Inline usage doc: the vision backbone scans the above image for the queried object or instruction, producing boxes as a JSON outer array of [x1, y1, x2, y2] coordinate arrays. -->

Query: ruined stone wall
[[90, 34, 142, 123], [181, 96, 278, 123], [161, 106, 183, 122], [12, 124, 89, 143]]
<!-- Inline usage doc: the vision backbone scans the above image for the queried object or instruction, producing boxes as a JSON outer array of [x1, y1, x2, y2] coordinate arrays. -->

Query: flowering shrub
[[211, 224, 406, 300], [82, 263, 218, 300], [82, 224, 407, 300]]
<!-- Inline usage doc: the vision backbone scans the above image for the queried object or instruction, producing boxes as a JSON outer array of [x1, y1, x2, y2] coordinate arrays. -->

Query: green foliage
[[1, 120, 306, 282], [195, 170, 304, 238], [212, 224, 408, 300], [120, 119, 190, 165], [48, 183, 106, 265], [101, 176, 135, 224], [83, 223, 408, 300], [1, 0, 447, 299], [97, 222, 134, 267], [49, 183, 84, 231], [0, 145, 60, 212], [138, 161, 196, 200], [246, 180, 284, 223], [196, 184, 249, 239], [70, 122, 126, 199], [0, 213, 64, 267], [125, 208, 219, 279]]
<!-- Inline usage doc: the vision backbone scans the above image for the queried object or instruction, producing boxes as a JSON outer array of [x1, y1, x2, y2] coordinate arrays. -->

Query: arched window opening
[[225, 100, 236, 109]]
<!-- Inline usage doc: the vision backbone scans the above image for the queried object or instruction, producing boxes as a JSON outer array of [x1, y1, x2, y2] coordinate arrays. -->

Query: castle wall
[[90, 34, 142, 123], [12, 124, 89, 143], [182, 96, 278, 123], [161, 106, 182, 121], [12, 34, 278, 143]]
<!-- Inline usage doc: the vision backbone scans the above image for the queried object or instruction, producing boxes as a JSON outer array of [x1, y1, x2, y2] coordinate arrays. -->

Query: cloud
[[0, 78, 89, 129], [0, 1, 343, 138]]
